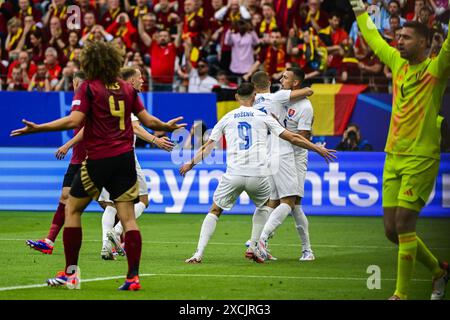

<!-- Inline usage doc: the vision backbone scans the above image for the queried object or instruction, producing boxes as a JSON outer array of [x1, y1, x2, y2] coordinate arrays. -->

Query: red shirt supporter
[[295, 0, 329, 32], [106, 15, 138, 50], [182, 0, 205, 48], [7, 60, 37, 83], [71, 79, 145, 160], [46, 1, 69, 28], [150, 41, 177, 83], [128, 0, 152, 26], [154, 0, 179, 31], [15, 0, 42, 24], [100, 1, 123, 29]]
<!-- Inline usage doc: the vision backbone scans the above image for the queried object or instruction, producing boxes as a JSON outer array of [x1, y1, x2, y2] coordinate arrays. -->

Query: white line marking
[[0, 273, 429, 292], [3, 238, 447, 250]]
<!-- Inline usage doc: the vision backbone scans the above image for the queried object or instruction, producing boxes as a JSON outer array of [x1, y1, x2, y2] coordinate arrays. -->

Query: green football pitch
[[0, 211, 449, 300]]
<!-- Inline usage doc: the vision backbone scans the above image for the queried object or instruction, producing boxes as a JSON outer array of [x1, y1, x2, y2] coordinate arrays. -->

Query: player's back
[[72, 79, 144, 160], [253, 90, 293, 156], [210, 106, 284, 177]]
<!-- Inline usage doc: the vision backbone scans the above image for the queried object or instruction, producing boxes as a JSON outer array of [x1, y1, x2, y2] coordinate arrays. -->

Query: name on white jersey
[[234, 111, 254, 118]]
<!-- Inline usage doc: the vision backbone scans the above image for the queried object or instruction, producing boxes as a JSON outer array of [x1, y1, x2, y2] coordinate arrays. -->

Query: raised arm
[[135, 110, 187, 132], [132, 121, 174, 151], [179, 139, 216, 176], [138, 16, 152, 47], [351, 0, 401, 71], [432, 20, 450, 79], [279, 130, 337, 163], [10, 111, 86, 136]]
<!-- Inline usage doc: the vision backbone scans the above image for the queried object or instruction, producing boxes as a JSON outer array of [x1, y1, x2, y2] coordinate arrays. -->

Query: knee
[[384, 227, 398, 244]]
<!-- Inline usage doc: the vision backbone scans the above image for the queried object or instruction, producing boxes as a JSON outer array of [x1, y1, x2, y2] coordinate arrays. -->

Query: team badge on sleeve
[[287, 108, 296, 118]]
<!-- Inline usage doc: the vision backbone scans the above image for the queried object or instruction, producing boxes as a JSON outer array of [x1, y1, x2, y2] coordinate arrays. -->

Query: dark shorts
[[62, 164, 82, 188], [70, 151, 138, 202]]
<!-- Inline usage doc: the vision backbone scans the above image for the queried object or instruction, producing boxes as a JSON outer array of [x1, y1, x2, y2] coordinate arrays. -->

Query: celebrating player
[[350, 0, 449, 300], [11, 41, 186, 291], [245, 70, 313, 262], [180, 82, 336, 264], [253, 67, 315, 263]]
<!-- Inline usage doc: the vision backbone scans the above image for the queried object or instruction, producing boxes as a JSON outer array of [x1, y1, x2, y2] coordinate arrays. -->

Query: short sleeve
[[209, 116, 227, 141], [264, 115, 285, 137], [132, 91, 145, 116], [297, 101, 313, 131], [71, 81, 91, 114], [272, 89, 291, 105]]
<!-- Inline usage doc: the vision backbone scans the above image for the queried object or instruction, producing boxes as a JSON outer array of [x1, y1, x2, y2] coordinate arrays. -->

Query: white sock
[[250, 206, 273, 247], [196, 213, 219, 257], [113, 202, 146, 236], [101, 206, 117, 243], [260, 203, 291, 242], [292, 205, 311, 251]]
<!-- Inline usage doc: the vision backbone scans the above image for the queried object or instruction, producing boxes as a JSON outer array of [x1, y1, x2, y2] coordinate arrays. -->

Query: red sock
[[125, 230, 142, 279], [63, 227, 82, 275], [47, 203, 65, 242]]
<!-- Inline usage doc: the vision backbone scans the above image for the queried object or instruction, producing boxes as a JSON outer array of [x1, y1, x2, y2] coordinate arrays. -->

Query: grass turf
[[0, 211, 449, 300]]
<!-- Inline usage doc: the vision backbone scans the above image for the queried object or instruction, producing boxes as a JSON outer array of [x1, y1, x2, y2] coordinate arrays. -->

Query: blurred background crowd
[[0, 0, 449, 93]]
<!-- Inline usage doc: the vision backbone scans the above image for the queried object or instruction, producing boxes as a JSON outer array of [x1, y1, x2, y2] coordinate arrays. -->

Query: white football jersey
[[131, 113, 139, 146], [253, 90, 293, 155], [283, 98, 314, 157], [209, 106, 286, 176]]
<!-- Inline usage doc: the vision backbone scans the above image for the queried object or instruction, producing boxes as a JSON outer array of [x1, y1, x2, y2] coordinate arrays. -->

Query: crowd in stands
[[0, 0, 449, 93]]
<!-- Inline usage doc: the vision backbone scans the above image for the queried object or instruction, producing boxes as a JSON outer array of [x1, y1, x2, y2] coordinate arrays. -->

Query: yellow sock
[[394, 232, 417, 300], [416, 236, 443, 278]]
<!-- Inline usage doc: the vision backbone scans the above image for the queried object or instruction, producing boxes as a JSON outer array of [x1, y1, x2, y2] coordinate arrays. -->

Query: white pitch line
[[2, 238, 449, 250], [0, 273, 429, 292]]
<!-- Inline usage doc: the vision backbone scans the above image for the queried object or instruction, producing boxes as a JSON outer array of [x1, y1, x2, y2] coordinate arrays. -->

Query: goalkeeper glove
[[350, 0, 366, 16]]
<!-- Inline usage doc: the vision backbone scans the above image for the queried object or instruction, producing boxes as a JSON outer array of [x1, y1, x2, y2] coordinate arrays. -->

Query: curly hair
[[79, 41, 124, 85]]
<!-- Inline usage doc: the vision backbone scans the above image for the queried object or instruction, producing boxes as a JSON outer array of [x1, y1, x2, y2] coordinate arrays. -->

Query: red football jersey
[[70, 125, 86, 165], [71, 79, 145, 160]]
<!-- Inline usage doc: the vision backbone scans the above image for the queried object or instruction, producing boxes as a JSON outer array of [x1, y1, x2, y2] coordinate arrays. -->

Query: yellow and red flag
[[309, 84, 367, 136]]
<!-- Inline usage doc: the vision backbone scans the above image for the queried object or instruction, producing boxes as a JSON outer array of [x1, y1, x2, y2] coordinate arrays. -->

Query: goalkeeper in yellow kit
[[350, 0, 449, 300]]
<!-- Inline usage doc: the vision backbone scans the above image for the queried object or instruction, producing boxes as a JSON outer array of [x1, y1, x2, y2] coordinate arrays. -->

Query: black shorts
[[70, 151, 138, 202], [62, 164, 82, 188]]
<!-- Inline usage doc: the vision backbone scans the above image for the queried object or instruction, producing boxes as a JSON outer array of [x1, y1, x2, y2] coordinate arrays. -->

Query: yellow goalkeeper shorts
[[382, 153, 440, 212]]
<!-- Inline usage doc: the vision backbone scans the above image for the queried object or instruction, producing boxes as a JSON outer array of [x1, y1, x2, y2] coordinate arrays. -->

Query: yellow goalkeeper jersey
[[357, 13, 450, 160]]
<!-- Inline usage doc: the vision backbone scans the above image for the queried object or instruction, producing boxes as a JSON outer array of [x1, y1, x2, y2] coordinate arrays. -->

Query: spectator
[[138, 16, 181, 91], [15, 0, 42, 26], [63, 30, 81, 61], [336, 123, 373, 151], [339, 44, 362, 84], [430, 30, 445, 58], [80, 24, 113, 44], [418, 6, 434, 28], [5, 17, 23, 54], [54, 59, 79, 91], [296, 0, 329, 34], [44, 46, 62, 89], [214, 70, 238, 88], [358, 46, 385, 92], [185, 40, 218, 93], [106, 12, 137, 50], [138, 13, 158, 54], [319, 12, 348, 83], [43, 0, 68, 28], [214, 0, 251, 73], [406, 0, 426, 21], [81, 11, 97, 38], [7, 50, 37, 89], [100, 0, 123, 29], [28, 29, 47, 64], [258, 3, 279, 41], [128, 0, 152, 27], [244, 29, 287, 81], [28, 62, 51, 92], [6, 65, 27, 91], [181, 0, 209, 65], [381, 0, 406, 31], [153, 0, 180, 33], [224, 19, 260, 81], [287, 27, 325, 82], [383, 14, 402, 41], [48, 16, 66, 52]]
